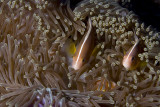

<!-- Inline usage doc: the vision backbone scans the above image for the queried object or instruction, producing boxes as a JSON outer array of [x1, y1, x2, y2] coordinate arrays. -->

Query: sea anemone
[[0, 0, 160, 107]]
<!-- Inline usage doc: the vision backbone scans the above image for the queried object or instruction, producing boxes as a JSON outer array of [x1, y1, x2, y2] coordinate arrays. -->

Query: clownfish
[[96, 80, 116, 92], [122, 33, 146, 70], [72, 18, 94, 70]]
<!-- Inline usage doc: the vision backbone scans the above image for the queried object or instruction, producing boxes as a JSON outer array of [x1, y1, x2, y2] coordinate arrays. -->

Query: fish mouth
[[122, 59, 131, 70], [72, 63, 81, 70]]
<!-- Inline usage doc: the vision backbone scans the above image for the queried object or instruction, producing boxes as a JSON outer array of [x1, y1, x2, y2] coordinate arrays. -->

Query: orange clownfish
[[96, 80, 116, 92], [122, 33, 145, 70], [72, 18, 94, 70]]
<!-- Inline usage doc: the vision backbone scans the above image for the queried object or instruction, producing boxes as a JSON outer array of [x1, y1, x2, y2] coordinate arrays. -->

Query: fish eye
[[131, 57, 135, 61], [82, 59, 85, 62]]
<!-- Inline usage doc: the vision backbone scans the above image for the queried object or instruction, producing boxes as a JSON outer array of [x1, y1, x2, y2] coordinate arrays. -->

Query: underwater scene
[[0, 0, 160, 107]]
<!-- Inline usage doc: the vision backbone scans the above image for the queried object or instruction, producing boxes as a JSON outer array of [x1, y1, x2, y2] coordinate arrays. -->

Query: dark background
[[119, 0, 160, 31]]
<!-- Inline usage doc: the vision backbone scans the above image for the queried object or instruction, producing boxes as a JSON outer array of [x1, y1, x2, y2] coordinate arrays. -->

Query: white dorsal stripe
[[126, 38, 139, 61], [75, 18, 92, 67]]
